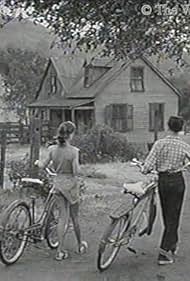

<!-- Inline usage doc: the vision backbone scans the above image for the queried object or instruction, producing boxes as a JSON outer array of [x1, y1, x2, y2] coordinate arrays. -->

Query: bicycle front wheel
[[97, 216, 129, 272], [0, 201, 31, 265]]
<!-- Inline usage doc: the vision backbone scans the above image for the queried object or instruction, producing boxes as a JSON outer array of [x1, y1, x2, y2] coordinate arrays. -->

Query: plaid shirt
[[142, 135, 190, 174]]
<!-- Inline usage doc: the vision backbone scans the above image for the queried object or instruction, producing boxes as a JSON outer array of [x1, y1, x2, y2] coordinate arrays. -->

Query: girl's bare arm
[[72, 149, 80, 176]]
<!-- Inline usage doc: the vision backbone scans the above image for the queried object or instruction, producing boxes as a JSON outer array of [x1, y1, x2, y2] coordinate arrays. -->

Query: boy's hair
[[56, 121, 76, 145], [167, 116, 184, 133]]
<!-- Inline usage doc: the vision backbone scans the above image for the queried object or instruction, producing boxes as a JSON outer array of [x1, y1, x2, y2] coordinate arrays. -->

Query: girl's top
[[40, 144, 80, 204]]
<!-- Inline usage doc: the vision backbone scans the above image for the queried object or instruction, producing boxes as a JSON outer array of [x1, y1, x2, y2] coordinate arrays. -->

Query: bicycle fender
[[0, 200, 30, 228]]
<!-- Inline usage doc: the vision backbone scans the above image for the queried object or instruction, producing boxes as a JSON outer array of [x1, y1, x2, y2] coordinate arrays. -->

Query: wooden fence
[[0, 117, 43, 188], [0, 121, 50, 144]]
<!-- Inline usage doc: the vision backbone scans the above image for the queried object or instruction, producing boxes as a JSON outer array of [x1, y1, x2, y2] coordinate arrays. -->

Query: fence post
[[0, 124, 7, 189], [29, 117, 41, 178], [19, 120, 24, 144]]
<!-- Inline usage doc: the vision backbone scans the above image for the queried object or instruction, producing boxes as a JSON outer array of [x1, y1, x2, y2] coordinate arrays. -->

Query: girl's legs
[[56, 196, 70, 255], [70, 202, 88, 253], [70, 202, 81, 246]]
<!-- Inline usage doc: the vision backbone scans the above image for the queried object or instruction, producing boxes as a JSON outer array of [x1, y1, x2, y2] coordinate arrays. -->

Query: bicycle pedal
[[127, 247, 137, 254]]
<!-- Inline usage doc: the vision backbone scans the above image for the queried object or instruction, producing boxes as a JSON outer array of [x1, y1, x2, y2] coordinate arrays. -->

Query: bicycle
[[0, 167, 71, 265], [97, 159, 190, 272]]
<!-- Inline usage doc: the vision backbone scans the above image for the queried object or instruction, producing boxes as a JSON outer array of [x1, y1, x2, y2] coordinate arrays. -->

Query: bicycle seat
[[123, 181, 145, 195], [21, 178, 44, 186]]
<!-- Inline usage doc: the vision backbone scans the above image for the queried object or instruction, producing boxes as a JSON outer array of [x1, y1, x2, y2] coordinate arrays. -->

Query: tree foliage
[[0, 48, 47, 121], [3, 0, 190, 61]]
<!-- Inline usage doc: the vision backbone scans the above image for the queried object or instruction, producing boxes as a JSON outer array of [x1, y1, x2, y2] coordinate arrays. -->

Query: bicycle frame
[[20, 182, 57, 242], [108, 180, 157, 250]]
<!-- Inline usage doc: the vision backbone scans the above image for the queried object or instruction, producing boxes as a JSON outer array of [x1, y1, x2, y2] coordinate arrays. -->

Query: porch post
[[71, 108, 75, 123], [62, 109, 65, 122]]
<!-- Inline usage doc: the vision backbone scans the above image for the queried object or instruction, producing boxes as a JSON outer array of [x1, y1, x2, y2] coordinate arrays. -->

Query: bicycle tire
[[0, 201, 31, 265], [45, 197, 60, 249], [147, 193, 157, 235], [97, 194, 152, 271], [97, 216, 129, 272]]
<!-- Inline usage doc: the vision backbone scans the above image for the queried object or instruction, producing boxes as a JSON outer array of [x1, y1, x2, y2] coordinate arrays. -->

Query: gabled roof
[[50, 54, 85, 93], [34, 53, 183, 106], [67, 59, 131, 98]]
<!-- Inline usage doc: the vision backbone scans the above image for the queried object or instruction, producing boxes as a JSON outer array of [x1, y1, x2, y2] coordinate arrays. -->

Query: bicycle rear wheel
[[0, 201, 31, 265], [97, 216, 129, 271]]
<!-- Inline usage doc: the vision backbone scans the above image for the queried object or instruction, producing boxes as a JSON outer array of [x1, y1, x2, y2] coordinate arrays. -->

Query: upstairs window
[[130, 66, 144, 92], [149, 103, 164, 131], [105, 104, 133, 132], [84, 65, 110, 88], [51, 76, 57, 94]]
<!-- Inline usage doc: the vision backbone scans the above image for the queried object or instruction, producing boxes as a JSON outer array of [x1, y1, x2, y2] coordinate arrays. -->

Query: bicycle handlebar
[[45, 167, 57, 177]]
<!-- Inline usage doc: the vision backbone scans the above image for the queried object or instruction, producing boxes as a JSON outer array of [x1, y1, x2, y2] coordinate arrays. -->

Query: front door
[[50, 109, 63, 136]]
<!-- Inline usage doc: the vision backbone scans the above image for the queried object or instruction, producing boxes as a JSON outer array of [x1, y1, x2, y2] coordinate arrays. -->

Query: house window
[[130, 66, 144, 92], [105, 104, 133, 132], [51, 76, 57, 94], [149, 103, 164, 131], [84, 65, 110, 87]]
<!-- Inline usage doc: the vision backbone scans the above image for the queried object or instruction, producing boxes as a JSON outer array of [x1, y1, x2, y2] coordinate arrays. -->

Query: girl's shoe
[[55, 250, 69, 261], [78, 241, 88, 254]]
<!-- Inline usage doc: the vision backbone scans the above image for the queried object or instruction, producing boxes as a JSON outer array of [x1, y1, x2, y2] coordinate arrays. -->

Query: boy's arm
[[141, 142, 158, 174], [184, 142, 190, 161]]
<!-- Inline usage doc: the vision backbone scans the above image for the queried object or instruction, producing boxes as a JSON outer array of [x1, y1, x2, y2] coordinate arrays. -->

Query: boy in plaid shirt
[[142, 116, 190, 265]]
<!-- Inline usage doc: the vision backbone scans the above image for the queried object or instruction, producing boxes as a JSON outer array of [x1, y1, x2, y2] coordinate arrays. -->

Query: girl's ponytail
[[56, 121, 76, 146]]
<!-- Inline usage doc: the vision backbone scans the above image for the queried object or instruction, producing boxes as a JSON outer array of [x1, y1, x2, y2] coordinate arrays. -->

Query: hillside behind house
[[0, 20, 54, 57]]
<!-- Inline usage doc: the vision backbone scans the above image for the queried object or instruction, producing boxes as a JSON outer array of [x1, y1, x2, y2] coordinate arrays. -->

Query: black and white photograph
[[0, 1, 190, 280]]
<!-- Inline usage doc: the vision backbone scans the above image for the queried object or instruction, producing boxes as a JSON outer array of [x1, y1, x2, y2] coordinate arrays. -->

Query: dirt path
[[0, 161, 190, 281]]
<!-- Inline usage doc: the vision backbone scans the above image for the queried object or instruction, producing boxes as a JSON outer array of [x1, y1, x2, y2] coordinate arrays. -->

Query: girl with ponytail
[[35, 121, 88, 260]]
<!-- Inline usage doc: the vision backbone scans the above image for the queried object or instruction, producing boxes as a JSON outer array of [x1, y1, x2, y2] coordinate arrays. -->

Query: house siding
[[95, 58, 178, 143]]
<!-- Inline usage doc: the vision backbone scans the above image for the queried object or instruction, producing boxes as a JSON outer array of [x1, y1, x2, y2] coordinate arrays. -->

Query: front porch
[[49, 104, 95, 136], [28, 98, 95, 138]]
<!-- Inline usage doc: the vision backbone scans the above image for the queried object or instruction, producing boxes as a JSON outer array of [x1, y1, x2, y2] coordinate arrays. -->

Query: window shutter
[[149, 103, 155, 131], [112, 104, 118, 129], [105, 105, 113, 128], [120, 104, 128, 131], [149, 103, 164, 131], [127, 105, 133, 131], [158, 103, 164, 130]]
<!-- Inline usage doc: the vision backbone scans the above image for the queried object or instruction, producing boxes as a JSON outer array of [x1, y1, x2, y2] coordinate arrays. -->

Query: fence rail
[[0, 122, 50, 144]]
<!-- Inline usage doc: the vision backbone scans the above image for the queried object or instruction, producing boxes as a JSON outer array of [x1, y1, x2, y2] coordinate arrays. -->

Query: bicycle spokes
[[1, 206, 30, 261]]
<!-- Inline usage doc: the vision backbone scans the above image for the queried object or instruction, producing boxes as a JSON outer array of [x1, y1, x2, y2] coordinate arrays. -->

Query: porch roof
[[28, 97, 94, 109]]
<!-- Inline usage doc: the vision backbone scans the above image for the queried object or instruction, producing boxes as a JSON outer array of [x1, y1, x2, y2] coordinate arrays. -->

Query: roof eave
[[141, 56, 183, 98]]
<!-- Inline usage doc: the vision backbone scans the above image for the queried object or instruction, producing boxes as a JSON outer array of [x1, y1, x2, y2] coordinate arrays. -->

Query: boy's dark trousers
[[158, 172, 185, 252]]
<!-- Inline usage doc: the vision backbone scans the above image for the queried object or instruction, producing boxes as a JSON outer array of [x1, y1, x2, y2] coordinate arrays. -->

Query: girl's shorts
[[53, 175, 79, 205]]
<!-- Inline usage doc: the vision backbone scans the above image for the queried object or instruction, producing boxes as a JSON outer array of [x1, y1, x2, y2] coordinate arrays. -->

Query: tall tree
[[0, 48, 47, 121], [3, 0, 190, 61]]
